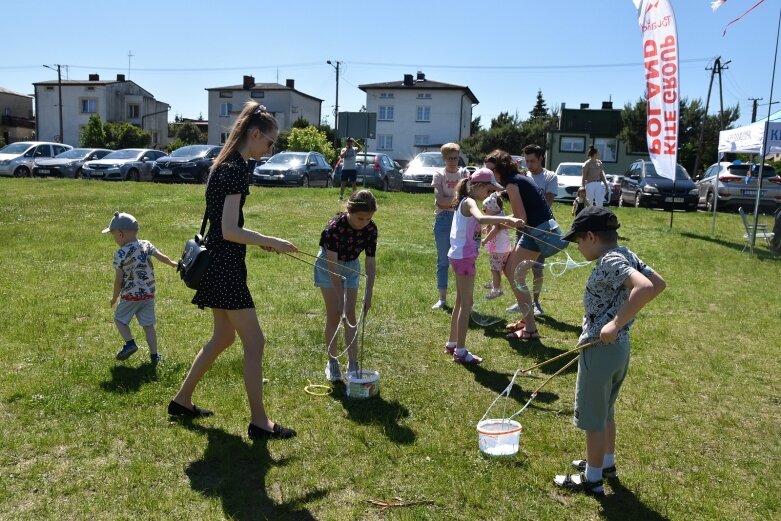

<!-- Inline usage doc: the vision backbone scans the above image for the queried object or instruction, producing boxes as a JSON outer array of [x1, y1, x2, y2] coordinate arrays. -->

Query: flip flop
[[505, 319, 526, 332], [506, 328, 540, 340]]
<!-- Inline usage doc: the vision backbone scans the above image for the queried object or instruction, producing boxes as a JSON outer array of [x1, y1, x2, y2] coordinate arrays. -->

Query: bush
[[81, 114, 107, 148], [104, 122, 151, 150], [287, 125, 337, 164], [165, 138, 187, 154]]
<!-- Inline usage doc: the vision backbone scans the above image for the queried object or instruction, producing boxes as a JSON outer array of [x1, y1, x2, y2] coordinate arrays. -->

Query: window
[[220, 103, 232, 117], [414, 135, 429, 146], [377, 135, 393, 150], [251, 91, 264, 99], [378, 106, 394, 121], [416, 93, 432, 99], [127, 104, 140, 119], [416, 106, 431, 122], [560, 136, 585, 153], [46, 86, 54, 91], [594, 138, 618, 162], [219, 91, 233, 98], [220, 132, 230, 144], [379, 92, 394, 99], [81, 99, 97, 113]]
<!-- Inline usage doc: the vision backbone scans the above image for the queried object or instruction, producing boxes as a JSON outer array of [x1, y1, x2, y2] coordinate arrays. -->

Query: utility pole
[[327, 60, 341, 148], [749, 97, 763, 123], [43, 64, 64, 144], [693, 57, 719, 184], [128, 50, 134, 79]]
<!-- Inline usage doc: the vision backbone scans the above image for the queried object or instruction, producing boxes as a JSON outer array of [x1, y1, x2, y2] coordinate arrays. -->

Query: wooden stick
[[531, 353, 580, 396], [520, 339, 600, 374]]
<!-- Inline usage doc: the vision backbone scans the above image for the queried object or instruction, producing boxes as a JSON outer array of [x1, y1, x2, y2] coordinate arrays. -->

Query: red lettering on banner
[[643, 39, 658, 58]]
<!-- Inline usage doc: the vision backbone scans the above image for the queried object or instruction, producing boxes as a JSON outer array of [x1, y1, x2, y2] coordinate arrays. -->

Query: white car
[[0, 141, 73, 177], [553, 161, 584, 202]]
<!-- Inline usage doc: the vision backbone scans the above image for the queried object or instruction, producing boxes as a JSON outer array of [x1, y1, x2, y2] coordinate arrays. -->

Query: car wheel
[[705, 191, 714, 212], [302, 175, 310, 188], [634, 192, 642, 208], [127, 169, 140, 182], [74, 168, 82, 179], [326, 176, 332, 188], [197, 168, 207, 184], [383, 178, 389, 191], [14, 166, 31, 178]]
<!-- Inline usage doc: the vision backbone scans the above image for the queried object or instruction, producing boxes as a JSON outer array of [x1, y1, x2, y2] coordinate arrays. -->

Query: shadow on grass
[[183, 422, 327, 521], [462, 364, 558, 406], [534, 314, 582, 335], [100, 362, 158, 393], [330, 384, 416, 445], [681, 231, 779, 259], [600, 480, 670, 520]]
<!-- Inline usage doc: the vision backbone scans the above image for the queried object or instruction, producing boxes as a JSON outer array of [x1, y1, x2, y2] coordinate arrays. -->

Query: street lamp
[[43, 64, 64, 144], [326, 60, 341, 148]]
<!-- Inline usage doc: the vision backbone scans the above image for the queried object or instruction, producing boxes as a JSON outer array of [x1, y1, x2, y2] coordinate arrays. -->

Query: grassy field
[[0, 178, 779, 521]]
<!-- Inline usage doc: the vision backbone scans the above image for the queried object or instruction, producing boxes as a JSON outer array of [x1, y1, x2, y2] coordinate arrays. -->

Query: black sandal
[[248, 422, 297, 440], [571, 459, 618, 479], [167, 400, 214, 418], [553, 472, 605, 498]]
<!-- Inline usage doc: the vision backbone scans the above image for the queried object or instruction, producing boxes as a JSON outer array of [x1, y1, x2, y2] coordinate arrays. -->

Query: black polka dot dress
[[192, 151, 255, 310]]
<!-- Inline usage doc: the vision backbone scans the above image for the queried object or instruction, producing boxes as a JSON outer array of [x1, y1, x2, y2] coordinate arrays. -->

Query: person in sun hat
[[103, 211, 178, 365], [553, 206, 666, 497]]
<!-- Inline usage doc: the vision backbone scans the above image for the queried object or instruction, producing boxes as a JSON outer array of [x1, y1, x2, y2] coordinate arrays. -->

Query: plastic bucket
[[476, 418, 522, 456], [344, 369, 380, 399]]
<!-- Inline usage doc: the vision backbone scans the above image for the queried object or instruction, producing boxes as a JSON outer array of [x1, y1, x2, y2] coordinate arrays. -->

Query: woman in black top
[[485, 149, 565, 340], [169, 102, 298, 440]]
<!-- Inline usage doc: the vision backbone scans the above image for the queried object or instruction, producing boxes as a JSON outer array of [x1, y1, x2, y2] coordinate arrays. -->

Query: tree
[[529, 90, 548, 121], [104, 122, 151, 149], [165, 138, 187, 154], [287, 125, 337, 164], [470, 116, 482, 135], [291, 116, 311, 129], [177, 122, 205, 145], [81, 114, 107, 147]]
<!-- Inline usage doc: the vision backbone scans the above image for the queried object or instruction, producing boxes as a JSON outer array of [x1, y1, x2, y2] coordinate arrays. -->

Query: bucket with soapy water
[[476, 418, 522, 456], [345, 369, 380, 399]]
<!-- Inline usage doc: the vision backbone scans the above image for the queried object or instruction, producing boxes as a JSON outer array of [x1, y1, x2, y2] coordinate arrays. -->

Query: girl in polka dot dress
[[169, 102, 298, 440]]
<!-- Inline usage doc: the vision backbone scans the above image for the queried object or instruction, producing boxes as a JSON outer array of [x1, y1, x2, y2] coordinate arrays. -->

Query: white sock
[[603, 453, 615, 468], [585, 464, 603, 484]]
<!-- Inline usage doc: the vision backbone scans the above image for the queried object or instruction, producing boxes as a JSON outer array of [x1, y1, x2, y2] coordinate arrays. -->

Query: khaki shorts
[[573, 339, 630, 432], [115, 298, 156, 327]]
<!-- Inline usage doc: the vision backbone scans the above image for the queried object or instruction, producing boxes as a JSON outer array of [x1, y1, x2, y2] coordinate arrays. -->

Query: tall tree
[[177, 122, 205, 145], [287, 125, 337, 163], [81, 114, 106, 147], [529, 90, 548, 121], [470, 116, 482, 135]]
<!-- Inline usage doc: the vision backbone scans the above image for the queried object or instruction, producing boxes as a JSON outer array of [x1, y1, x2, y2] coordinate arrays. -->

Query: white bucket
[[476, 418, 522, 456], [344, 369, 380, 399]]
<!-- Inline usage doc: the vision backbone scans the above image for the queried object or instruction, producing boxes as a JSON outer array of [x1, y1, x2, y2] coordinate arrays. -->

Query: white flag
[[711, 0, 726, 12], [634, 0, 679, 181]]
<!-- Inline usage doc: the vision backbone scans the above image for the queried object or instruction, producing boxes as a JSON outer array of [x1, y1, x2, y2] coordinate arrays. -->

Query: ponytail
[[452, 177, 470, 209], [211, 102, 278, 174]]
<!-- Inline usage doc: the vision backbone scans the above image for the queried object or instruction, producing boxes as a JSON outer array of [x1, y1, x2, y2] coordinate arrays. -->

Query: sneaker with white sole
[[431, 299, 447, 310], [325, 359, 342, 382], [116, 341, 138, 361], [486, 288, 503, 300], [571, 459, 618, 479], [506, 302, 520, 313], [533, 302, 545, 317]]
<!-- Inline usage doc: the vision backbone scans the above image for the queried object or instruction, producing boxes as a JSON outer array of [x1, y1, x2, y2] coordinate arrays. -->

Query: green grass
[[0, 179, 779, 520]]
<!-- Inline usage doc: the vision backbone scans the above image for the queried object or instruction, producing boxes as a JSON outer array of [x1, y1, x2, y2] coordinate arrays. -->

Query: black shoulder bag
[[177, 211, 211, 290]]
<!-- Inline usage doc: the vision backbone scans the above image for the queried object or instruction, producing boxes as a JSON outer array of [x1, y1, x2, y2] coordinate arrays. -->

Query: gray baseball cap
[[102, 211, 139, 233]]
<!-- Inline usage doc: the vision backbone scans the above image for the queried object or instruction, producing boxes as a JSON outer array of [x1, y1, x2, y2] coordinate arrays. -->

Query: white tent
[[716, 120, 781, 251]]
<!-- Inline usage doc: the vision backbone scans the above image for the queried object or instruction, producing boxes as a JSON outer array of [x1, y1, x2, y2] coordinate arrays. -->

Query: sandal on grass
[[506, 328, 539, 340], [553, 472, 605, 498], [452, 350, 483, 364], [571, 460, 618, 479], [505, 319, 526, 332]]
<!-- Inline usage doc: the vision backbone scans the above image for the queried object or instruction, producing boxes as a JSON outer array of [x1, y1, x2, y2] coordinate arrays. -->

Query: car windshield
[[557, 164, 582, 176], [56, 148, 91, 159], [103, 150, 142, 160], [644, 163, 691, 181], [413, 154, 445, 168], [728, 164, 778, 178], [171, 145, 210, 158], [266, 153, 307, 167], [0, 143, 34, 155]]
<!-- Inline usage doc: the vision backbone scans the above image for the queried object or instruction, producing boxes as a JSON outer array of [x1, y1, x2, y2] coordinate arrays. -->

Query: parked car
[[606, 174, 623, 206], [696, 162, 781, 211], [251, 151, 332, 187], [82, 148, 166, 181], [554, 161, 585, 202], [618, 160, 697, 210], [151, 145, 222, 183], [0, 141, 73, 177], [334, 153, 403, 191], [402, 152, 465, 192], [32, 148, 112, 178]]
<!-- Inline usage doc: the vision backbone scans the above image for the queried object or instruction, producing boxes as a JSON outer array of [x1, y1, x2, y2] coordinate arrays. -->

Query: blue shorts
[[341, 169, 357, 183], [313, 249, 361, 289], [518, 219, 568, 258]]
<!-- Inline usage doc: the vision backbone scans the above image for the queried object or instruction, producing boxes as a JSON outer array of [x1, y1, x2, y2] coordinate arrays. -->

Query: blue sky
[[2, 0, 778, 129]]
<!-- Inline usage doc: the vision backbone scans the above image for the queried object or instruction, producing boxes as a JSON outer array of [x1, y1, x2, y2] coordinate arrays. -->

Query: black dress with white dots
[[192, 151, 255, 310]]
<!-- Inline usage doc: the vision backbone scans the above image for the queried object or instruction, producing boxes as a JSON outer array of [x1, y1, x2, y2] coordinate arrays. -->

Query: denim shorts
[[115, 298, 156, 327], [518, 219, 568, 258], [313, 249, 361, 289]]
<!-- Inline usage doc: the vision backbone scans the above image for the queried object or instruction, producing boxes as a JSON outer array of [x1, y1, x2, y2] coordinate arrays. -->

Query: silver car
[[82, 148, 166, 181], [696, 162, 781, 211], [0, 141, 73, 177], [402, 152, 465, 192], [33, 148, 113, 178]]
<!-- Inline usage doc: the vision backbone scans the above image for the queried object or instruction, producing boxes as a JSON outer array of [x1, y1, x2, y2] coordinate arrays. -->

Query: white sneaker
[[431, 299, 447, 310], [506, 302, 520, 313], [533, 302, 545, 317], [486, 288, 504, 300], [325, 359, 342, 382]]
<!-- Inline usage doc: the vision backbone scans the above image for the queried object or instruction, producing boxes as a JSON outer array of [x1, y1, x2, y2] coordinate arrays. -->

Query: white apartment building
[[206, 76, 322, 145], [33, 74, 170, 147], [359, 72, 478, 162]]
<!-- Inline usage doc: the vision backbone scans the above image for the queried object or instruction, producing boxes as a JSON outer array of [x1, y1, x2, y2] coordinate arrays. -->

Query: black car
[[251, 152, 332, 187], [151, 145, 222, 183], [32, 148, 113, 178], [618, 160, 698, 210]]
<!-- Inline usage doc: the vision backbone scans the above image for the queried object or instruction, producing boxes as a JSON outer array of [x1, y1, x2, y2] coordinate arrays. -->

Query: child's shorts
[[449, 256, 477, 277], [489, 252, 510, 272], [115, 298, 156, 327], [573, 339, 630, 432], [314, 248, 361, 289]]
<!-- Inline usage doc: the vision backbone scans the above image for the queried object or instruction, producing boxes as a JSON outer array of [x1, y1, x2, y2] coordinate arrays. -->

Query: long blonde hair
[[212, 101, 277, 172]]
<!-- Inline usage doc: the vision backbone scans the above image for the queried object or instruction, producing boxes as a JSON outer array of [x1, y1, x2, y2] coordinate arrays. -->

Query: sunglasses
[[259, 130, 276, 147]]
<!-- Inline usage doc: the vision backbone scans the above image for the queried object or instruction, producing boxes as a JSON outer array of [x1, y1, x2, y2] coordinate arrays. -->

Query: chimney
[[242, 75, 255, 90], [88, 73, 100, 81], [416, 71, 425, 81], [285, 79, 295, 89], [116, 74, 126, 82], [580, 103, 589, 110], [403, 74, 414, 86], [601, 101, 613, 110]]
